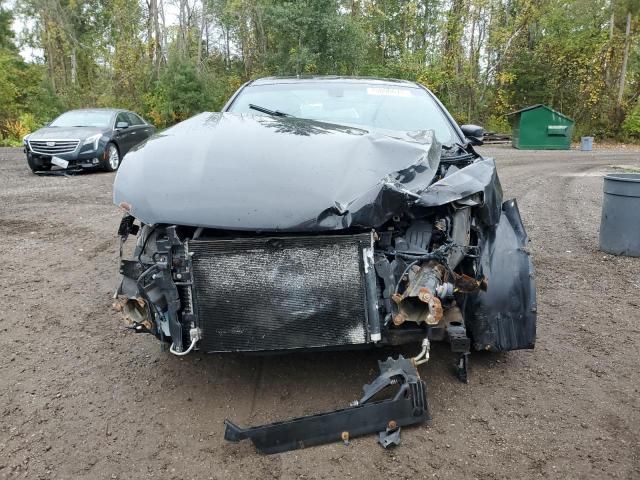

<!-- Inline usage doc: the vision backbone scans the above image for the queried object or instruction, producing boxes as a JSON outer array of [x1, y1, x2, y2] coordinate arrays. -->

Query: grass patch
[[608, 164, 640, 173]]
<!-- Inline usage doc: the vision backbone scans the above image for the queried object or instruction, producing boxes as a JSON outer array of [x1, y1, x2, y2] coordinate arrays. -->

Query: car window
[[50, 110, 113, 128], [116, 113, 129, 126], [126, 113, 144, 126], [227, 82, 458, 145]]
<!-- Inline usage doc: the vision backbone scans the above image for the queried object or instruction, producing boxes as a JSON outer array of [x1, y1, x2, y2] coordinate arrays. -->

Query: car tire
[[102, 142, 121, 172], [27, 155, 51, 173]]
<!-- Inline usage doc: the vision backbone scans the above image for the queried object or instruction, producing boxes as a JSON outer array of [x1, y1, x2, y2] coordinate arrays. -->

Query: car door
[[113, 112, 135, 155], [126, 112, 154, 148]]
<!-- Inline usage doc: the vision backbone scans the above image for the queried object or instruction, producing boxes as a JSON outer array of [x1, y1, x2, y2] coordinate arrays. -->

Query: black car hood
[[113, 112, 444, 231], [28, 126, 107, 141]]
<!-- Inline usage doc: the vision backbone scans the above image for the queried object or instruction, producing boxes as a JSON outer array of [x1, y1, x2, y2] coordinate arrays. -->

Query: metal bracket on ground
[[223, 355, 430, 454]]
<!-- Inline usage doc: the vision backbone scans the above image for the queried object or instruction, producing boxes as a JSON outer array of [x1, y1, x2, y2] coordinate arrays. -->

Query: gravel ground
[[0, 145, 639, 480]]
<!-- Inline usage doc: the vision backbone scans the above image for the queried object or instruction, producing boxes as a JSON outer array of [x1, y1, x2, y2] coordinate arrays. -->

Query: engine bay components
[[391, 261, 447, 326], [113, 106, 536, 455]]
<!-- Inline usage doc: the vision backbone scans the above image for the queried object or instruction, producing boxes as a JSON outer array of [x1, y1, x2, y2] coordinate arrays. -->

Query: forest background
[[0, 0, 638, 145]]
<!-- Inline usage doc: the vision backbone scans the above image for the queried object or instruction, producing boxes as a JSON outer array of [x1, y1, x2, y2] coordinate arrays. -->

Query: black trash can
[[599, 173, 640, 257]]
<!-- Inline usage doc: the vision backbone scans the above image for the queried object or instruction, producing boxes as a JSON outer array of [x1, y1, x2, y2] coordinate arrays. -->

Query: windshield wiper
[[442, 142, 468, 153], [441, 142, 476, 162], [249, 104, 292, 118]]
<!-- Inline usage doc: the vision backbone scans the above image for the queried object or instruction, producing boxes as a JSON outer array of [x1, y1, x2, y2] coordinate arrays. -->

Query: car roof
[[249, 76, 422, 88], [65, 108, 127, 115]]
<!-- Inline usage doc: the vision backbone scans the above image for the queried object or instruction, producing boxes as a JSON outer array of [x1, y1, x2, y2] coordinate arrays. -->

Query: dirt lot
[[1, 145, 639, 480]]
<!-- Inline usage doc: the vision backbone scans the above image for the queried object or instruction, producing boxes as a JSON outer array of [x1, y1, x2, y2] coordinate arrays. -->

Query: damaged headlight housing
[[82, 134, 102, 151]]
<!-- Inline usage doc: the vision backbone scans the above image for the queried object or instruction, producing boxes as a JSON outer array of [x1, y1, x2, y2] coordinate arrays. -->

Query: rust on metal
[[417, 287, 432, 303], [113, 295, 153, 331], [427, 296, 443, 324], [392, 261, 445, 325], [454, 273, 488, 293], [393, 312, 407, 326], [118, 201, 132, 213]]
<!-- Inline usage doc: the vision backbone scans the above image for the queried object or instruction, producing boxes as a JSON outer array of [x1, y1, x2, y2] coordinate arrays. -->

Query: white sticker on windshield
[[366, 87, 412, 97]]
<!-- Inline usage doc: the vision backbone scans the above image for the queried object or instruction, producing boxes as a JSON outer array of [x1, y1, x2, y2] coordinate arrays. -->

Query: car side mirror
[[460, 124, 484, 146], [116, 121, 129, 129]]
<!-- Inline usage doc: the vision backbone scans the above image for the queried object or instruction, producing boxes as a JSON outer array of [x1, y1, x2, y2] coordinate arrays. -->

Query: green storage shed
[[506, 104, 574, 150]]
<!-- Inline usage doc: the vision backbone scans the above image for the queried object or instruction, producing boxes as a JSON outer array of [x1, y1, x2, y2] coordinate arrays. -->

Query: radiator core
[[188, 233, 371, 352]]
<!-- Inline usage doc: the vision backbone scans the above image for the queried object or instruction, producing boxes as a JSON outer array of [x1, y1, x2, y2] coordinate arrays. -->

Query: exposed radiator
[[188, 233, 372, 352]]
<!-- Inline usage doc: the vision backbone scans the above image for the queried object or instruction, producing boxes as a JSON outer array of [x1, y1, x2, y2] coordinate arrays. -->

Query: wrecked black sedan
[[113, 77, 536, 453]]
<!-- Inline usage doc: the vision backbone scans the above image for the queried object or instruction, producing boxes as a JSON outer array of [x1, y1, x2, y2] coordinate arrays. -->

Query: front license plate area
[[51, 156, 69, 168]]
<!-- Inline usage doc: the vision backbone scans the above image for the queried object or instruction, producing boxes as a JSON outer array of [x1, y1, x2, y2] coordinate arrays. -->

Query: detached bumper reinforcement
[[223, 356, 430, 454]]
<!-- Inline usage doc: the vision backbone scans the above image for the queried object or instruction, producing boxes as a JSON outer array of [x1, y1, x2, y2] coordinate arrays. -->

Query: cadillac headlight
[[83, 134, 101, 151]]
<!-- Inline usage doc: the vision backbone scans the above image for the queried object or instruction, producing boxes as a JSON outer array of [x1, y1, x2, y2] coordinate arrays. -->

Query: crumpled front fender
[[464, 199, 537, 351]]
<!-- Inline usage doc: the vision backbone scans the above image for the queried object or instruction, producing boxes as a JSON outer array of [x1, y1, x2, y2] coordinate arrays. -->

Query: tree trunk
[[609, 9, 614, 41], [70, 46, 77, 85], [150, 0, 162, 74], [178, 0, 186, 58], [617, 11, 631, 107], [197, 0, 205, 70], [43, 18, 56, 91], [224, 25, 230, 68], [158, 0, 166, 70], [205, 19, 209, 58], [606, 8, 614, 88], [146, 0, 153, 59], [255, 3, 266, 56]]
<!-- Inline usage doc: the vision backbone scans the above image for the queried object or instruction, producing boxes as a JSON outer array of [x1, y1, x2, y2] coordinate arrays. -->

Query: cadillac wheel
[[103, 142, 120, 172]]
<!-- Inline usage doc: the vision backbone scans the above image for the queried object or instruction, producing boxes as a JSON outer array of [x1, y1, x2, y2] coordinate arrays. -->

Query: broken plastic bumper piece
[[223, 356, 430, 454]]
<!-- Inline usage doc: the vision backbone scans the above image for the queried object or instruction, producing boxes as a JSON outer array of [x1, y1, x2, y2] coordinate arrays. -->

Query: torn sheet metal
[[113, 113, 441, 231], [417, 159, 503, 226]]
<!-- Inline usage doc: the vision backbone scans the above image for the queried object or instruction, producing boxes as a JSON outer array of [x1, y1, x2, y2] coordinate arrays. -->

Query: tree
[[0, 1, 61, 144], [4, 0, 639, 141]]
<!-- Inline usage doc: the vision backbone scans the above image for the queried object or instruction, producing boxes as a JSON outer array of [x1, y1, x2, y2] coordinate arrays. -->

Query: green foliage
[[146, 56, 208, 127], [0, 52, 20, 117], [0, 1, 16, 52], [0, 3, 62, 144], [622, 101, 640, 138], [2, 0, 639, 143]]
